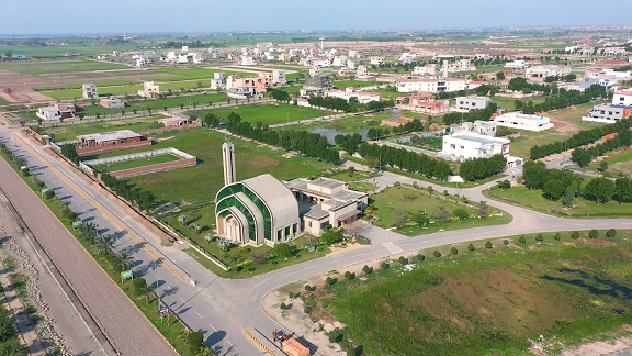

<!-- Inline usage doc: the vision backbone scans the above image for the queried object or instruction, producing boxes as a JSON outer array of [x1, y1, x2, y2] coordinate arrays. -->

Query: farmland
[[303, 230, 632, 355], [41, 115, 167, 142], [192, 102, 327, 125]]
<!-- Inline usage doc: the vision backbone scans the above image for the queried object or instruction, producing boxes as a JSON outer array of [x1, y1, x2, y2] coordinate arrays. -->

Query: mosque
[[215, 142, 368, 246]]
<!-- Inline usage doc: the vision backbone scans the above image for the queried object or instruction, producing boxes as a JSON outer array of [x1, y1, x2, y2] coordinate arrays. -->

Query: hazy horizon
[[2, 0, 632, 35]]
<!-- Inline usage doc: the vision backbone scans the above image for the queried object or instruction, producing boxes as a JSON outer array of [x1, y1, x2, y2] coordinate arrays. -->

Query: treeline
[[522, 161, 632, 205], [442, 102, 499, 125], [435, 85, 499, 100], [544, 74, 577, 82], [307, 96, 394, 113], [530, 119, 632, 159], [517, 85, 607, 114], [225, 113, 339, 164], [60, 144, 80, 165], [392, 118, 424, 134], [358, 143, 452, 179], [572, 131, 632, 167], [101, 173, 157, 211], [0, 307, 25, 355], [459, 155, 507, 181], [269, 89, 291, 102], [335, 133, 363, 153], [508, 78, 551, 95]]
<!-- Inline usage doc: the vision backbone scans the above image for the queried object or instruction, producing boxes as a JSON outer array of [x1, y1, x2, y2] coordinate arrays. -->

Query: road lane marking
[[194, 310, 202, 318], [14, 135, 185, 281], [210, 323, 217, 331]]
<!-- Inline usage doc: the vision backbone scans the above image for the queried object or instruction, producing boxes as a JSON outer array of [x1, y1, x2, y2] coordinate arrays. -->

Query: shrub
[[468, 244, 475, 251], [416, 254, 425, 261], [325, 277, 332, 286], [443, 190, 449, 196], [606, 229, 617, 238], [380, 262, 389, 269], [503, 240, 509, 246], [451, 246, 458, 255], [362, 265, 372, 275], [397, 256, 408, 265], [571, 231, 580, 239], [588, 230, 599, 238], [432, 250, 441, 258], [43, 190, 55, 200], [345, 271, 354, 280], [328, 331, 344, 344], [554, 233, 562, 241], [36, 180, 45, 188], [187, 331, 204, 353], [518, 235, 526, 244], [304, 285, 313, 291], [535, 234, 544, 242], [485, 241, 493, 249], [132, 278, 147, 297], [64, 210, 78, 221], [289, 292, 295, 299], [280, 302, 287, 310]]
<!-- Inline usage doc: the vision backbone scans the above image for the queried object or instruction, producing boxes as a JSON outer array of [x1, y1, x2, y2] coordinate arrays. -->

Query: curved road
[[2, 125, 632, 355]]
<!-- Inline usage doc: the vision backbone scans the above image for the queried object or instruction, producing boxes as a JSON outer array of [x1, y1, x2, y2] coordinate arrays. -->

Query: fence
[[81, 147, 193, 166]]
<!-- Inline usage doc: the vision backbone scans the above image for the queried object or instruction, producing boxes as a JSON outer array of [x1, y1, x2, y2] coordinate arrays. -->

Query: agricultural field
[[485, 185, 632, 219], [369, 185, 510, 235], [194, 102, 327, 125], [94, 154, 180, 172], [287, 112, 393, 133], [303, 230, 632, 355], [41, 115, 166, 142], [0, 59, 130, 73], [90, 129, 333, 204]]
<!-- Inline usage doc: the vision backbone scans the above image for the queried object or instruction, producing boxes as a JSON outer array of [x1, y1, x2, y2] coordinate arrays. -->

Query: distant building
[[526, 65, 571, 79], [493, 112, 554, 132], [441, 133, 510, 160], [239, 55, 256, 66], [413, 64, 440, 76], [395, 96, 450, 115], [158, 117, 193, 127], [211, 73, 227, 90], [396, 78, 466, 93], [355, 65, 374, 80], [505, 59, 528, 69], [582, 103, 632, 123], [327, 87, 380, 104], [452, 120, 497, 136], [272, 69, 286, 85], [305, 73, 332, 91], [76, 130, 150, 155], [138, 81, 160, 98], [455, 96, 492, 112], [227, 86, 263, 100], [370, 56, 384, 66], [82, 84, 98, 100], [36, 103, 76, 121], [612, 89, 632, 106], [100, 97, 125, 109]]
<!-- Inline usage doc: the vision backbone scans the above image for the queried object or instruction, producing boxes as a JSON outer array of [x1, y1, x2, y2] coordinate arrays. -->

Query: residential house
[[82, 84, 98, 100], [493, 112, 554, 132], [441, 133, 510, 160], [455, 96, 492, 112]]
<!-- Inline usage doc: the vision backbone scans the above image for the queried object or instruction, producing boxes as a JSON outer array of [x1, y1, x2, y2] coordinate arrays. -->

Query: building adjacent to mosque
[[215, 142, 368, 246]]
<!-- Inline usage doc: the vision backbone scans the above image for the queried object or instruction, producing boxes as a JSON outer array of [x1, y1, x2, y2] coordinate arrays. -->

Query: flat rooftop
[[77, 130, 140, 142], [285, 178, 367, 204], [449, 133, 509, 145]]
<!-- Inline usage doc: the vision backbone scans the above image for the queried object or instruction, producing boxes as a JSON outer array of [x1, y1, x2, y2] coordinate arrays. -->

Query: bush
[[485, 241, 493, 249], [416, 254, 425, 261], [328, 331, 344, 344], [280, 302, 287, 310], [588, 229, 599, 238], [187, 332, 204, 353], [304, 285, 313, 291], [468, 244, 475, 251], [432, 250, 441, 258], [606, 229, 617, 238], [503, 240, 509, 246], [380, 262, 389, 269], [36, 180, 45, 188], [554, 233, 562, 241], [535, 234, 544, 242], [43, 190, 55, 200], [443, 190, 449, 196], [397, 256, 408, 265], [571, 231, 580, 239], [289, 292, 295, 299], [451, 246, 458, 255], [362, 265, 372, 275], [518, 235, 526, 244], [325, 277, 332, 286], [344, 271, 354, 280], [132, 278, 147, 297]]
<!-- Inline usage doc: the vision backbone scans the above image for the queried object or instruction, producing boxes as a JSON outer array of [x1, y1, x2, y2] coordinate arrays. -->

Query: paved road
[[3, 125, 632, 355], [0, 156, 176, 355]]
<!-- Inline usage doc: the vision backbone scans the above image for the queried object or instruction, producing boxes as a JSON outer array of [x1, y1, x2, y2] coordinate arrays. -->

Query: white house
[[396, 78, 466, 93], [441, 133, 510, 160], [612, 89, 632, 106], [272, 69, 286, 85], [455, 96, 492, 112], [327, 87, 381, 104], [526, 65, 571, 78], [227, 86, 263, 100], [36, 103, 76, 121], [582, 103, 631, 123], [493, 112, 554, 132], [138, 81, 160, 98], [413, 64, 440, 76], [370, 56, 384, 66], [82, 84, 98, 99], [505, 59, 528, 69], [239, 55, 256, 66]]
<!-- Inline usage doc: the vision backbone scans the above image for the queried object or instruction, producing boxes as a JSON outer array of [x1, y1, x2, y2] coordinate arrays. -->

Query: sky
[[3, 0, 632, 35]]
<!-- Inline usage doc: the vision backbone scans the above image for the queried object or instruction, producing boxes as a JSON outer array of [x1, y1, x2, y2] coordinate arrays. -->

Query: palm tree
[[80, 222, 98, 245], [119, 252, 134, 271], [95, 234, 114, 255]]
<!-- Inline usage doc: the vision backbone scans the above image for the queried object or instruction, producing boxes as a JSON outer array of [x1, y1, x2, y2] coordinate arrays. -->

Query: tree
[[319, 228, 343, 245], [187, 332, 204, 354], [496, 71, 506, 80], [572, 148, 591, 168], [202, 112, 220, 128], [518, 235, 527, 244], [450, 246, 458, 255], [280, 302, 287, 310], [432, 207, 451, 223], [477, 201, 490, 218], [468, 243, 475, 251], [584, 177, 615, 204], [397, 256, 408, 265], [119, 251, 134, 271], [571, 231, 580, 239], [95, 234, 114, 255], [269, 243, 297, 258], [588, 230, 599, 238], [432, 250, 441, 257], [485, 241, 493, 249], [615, 177, 632, 203], [362, 265, 372, 275], [497, 180, 511, 189], [535, 234, 544, 242], [132, 278, 147, 297], [554, 233, 562, 241], [453, 208, 469, 221], [606, 229, 617, 238]]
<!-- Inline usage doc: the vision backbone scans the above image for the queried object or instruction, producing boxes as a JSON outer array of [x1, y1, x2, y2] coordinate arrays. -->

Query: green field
[[485, 185, 632, 219], [304, 230, 632, 355], [370, 185, 510, 235], [333, 80, 386, 88], [193, 102, 326, 125], [90, 129, 333, 204], [0, 59, 130, 73], [42, 117, 166, 142], [94, 154, 180, 172], [287, 112, 393, 133]]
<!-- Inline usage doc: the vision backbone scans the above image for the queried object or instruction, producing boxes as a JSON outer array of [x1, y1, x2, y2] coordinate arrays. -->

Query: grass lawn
[[303, 229, 632, 355], [287, 112, 393, 133], [348, 181, 375, 192], [326, 169, 377, 182], [485, 185, 632, 219], [43, 118, 165, 142], [90, 129, 333, 205], [370, 185, 511, 235], [193, 102, 326, 125], [94, 154, 180, 172], [372, 89, 401, 100]]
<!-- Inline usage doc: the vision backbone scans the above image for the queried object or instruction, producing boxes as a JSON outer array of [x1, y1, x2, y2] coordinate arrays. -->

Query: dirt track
[[0, 157, 177, 356]]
